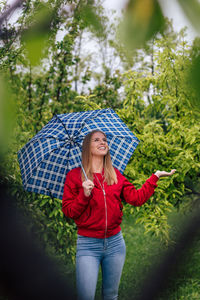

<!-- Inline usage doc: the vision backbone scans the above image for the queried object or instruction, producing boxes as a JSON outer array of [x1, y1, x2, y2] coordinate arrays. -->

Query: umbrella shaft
[[81, 164, 88, 181]]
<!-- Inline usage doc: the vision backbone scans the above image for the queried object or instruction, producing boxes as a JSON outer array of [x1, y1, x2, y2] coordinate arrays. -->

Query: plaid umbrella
[[18, 108, 139, 200]]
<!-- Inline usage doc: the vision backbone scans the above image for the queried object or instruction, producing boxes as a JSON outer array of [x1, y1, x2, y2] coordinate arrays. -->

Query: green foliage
[[0, 0, 127, 265], [0, 0, 92, 264], [89, 69, 123, 109], [117, 28, 200, 244], [76, 94, 102, 110], [186, 38, 200, 108], [1, 0, 200, 260], [1, 3, 200, 300], [33, 194, 77, 262]]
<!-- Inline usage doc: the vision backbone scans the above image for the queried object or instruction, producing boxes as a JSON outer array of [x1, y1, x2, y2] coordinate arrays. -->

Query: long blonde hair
[[81, 130, 117, 185]]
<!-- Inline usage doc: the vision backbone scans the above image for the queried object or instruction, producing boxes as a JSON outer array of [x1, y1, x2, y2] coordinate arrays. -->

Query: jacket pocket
[[75, 205, 92, 226], [108, 201, 123, 229]]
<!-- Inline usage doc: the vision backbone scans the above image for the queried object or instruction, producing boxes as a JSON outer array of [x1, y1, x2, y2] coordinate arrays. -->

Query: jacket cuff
[[78, 188, 93, 202], [150, 173, 159, 184]]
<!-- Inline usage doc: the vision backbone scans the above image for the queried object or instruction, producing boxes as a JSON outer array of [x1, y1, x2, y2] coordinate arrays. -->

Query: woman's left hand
[[154, 169, 176, 178]]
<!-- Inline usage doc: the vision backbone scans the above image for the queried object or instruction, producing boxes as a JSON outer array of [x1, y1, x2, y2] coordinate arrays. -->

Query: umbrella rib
[[22, 138, 72, 186], [73, 109, 138, 141], [43, 115, 87, 182], [54, 114, 71, 139], [71, 109, 109, 138], [45, 141, 73, 197], [31, 135, 67, 142], [105, 134, 138, 140]]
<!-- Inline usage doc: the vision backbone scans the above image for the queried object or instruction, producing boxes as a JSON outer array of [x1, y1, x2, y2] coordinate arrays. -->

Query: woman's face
[[90, 132, 109, 157]]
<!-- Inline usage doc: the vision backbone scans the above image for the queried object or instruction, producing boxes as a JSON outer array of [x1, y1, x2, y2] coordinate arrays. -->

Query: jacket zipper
[[102, 186, 107, 239], [95, 175, 107, 239]]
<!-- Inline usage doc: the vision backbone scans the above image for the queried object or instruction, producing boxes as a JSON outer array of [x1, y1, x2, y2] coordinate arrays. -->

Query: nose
[[100, 140, 106, 144]]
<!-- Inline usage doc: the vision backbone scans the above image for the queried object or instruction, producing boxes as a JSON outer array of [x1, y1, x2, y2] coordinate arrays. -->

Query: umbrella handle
[[81, 163, 88, 181]]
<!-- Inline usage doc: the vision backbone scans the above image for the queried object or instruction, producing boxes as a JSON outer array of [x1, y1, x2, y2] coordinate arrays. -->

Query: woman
[[62, 130, 176, 300]]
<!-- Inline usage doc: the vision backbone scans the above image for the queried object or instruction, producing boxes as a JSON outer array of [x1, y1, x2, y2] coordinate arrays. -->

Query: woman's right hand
[[82, 179, 94, 197]]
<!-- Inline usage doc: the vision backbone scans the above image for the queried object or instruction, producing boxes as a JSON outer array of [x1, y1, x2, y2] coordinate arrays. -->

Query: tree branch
[[0, 0, 25, 28]]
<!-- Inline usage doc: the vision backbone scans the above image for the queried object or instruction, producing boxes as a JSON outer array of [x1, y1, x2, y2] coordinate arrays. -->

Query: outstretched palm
[[155, 169, 176, 178]]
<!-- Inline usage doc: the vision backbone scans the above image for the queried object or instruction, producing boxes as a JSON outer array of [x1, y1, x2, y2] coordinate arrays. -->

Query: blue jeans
[[76, 231, 126, 300]]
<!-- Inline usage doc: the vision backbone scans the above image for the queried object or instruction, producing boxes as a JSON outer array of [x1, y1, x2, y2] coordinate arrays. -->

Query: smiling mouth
[[98, 147, 106, 150]]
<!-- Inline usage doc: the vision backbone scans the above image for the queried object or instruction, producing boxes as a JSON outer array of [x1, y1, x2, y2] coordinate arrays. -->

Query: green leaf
[[40, 199, 48, 207], [21, 3, 54, 66], [178, 0, 200, 32], [119, 0, 165, 49]]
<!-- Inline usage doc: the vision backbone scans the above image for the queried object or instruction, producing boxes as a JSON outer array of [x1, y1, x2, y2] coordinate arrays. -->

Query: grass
[[2, 209, 200, 300], [93, 212, 164, 300], [117, 213, 164, 300], [95, 209, 200, 300]]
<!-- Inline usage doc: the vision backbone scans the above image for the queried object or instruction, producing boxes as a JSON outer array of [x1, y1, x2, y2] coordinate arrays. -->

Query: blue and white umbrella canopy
[[18, 108, 139, 200]]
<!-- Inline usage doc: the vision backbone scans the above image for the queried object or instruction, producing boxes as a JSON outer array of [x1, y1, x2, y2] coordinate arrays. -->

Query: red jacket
[[62, 167, 159, 238]]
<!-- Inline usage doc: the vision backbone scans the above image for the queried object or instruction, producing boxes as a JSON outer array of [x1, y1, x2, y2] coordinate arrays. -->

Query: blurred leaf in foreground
[[21, 2, 54, 66], [79, 0, 104, 37], [0, 75, 15, 158], [178, 0, 200, 32], [119, 0, 165, 49], [187, 38, 200, 110]]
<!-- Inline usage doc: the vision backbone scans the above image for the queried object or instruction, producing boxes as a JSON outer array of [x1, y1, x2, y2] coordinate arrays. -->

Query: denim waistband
[[76, 231, 126, 257]]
